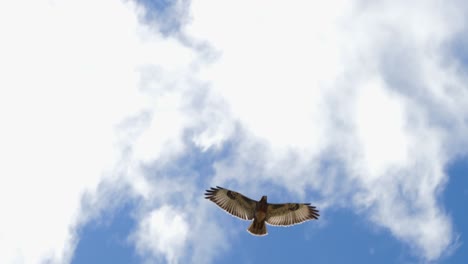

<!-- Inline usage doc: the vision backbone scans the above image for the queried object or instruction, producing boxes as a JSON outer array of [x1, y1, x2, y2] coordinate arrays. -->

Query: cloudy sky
[[1, 0, 468, 263]]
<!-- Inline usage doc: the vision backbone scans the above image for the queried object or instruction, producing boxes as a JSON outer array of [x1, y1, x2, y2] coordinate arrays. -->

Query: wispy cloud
[[181, 0, 468, 261], [0, 0, 195, 263], [1, 0, 467, 263]]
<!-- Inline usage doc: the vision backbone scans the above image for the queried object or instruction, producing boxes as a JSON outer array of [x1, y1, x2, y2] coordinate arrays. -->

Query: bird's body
[[249, 196, 268, 235], [205, 186, 319, 236]]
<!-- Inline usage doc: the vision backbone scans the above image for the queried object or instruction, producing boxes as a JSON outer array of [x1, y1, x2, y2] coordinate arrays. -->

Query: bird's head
[[260, 195, 267, 203]]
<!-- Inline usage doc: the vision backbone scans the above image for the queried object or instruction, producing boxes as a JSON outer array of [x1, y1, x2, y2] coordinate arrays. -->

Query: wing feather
[[205, 186, 257, 220], [266, 203, 319, 226]]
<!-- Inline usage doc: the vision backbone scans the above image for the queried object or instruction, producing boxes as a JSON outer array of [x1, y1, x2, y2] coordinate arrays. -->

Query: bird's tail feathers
[[247, 219, 267, 236]]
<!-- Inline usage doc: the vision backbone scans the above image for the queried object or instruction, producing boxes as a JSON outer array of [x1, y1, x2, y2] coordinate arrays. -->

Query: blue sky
[[1, 0, 468, 264], [71, 153, 468, 264]]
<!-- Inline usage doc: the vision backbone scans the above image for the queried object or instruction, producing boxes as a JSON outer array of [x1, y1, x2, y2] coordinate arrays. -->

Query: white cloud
[[133, 205, 189, 264], [354, 77, 409, 179], [0, 0, 195, 263], [2, 0, 468, 263], [183, 0, 468, 261]]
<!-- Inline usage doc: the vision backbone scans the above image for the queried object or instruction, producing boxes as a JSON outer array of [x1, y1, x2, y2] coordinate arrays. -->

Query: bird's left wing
[[265, 203, 319, 226], [205, 186, 257, 220]]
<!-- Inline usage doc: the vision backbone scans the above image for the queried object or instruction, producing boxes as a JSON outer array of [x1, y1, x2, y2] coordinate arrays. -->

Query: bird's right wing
[[205, 186, 257, 220], [265, 203, 319, 226]]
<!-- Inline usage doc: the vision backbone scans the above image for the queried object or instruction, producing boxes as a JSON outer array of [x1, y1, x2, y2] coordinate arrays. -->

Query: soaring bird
[[205, 186, 319, 236]]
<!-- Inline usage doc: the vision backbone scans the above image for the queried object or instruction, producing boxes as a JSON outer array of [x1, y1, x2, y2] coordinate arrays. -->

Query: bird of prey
[[205, 186, 319, 236]]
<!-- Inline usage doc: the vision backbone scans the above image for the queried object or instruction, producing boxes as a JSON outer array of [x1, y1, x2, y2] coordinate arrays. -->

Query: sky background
[[1, 0, 468, 263]]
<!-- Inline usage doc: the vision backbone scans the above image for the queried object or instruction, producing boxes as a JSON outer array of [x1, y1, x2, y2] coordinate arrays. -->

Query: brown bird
[[205, 186, 319, 236]]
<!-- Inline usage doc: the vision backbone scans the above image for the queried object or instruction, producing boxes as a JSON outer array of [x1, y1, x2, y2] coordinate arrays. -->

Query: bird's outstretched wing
[[265, 203, 319, 226], [205, 186, 257, 220]]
